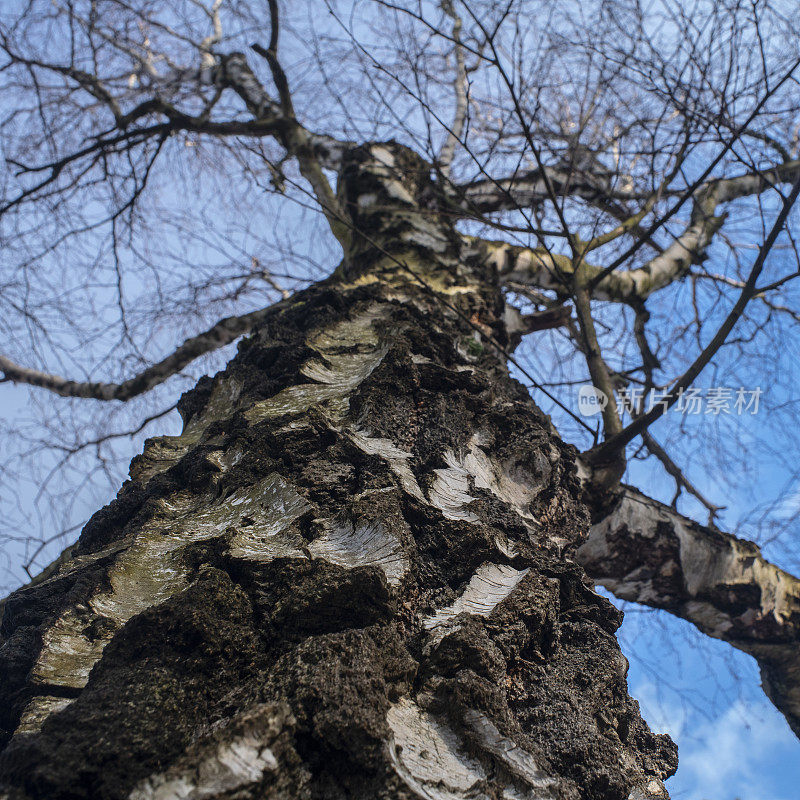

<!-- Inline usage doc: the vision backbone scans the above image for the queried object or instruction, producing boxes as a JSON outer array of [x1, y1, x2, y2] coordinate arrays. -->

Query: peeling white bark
[[387, 698, 488, 800], [344, 427, 547, 545], [429, 452, 481, 522], [423, 563, 529, 630], [132, 378, 243, 484], [580, 486, 800, 736], [308, 519, 409, 586], [246, 307, 391, 424], [344, 427, 426, 502], [627, 780, 669, 800], [426, 434, 546, 537], [387, 699, 556, 800], [128, 703, 291, 800], [369, 147, 417, 205], [462, 710, 555, 793], [14, 697, 72, 738], [130, 740, 277, 800], [225, 474, 313, 561], [28, 473, 312, 726]]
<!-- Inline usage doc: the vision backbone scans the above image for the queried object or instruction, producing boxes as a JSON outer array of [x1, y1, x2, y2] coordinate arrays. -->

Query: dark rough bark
[[0, 143, 676, 800]]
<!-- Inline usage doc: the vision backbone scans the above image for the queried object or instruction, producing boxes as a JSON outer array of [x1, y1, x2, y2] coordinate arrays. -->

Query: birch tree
[[1, 1, 800, 798]]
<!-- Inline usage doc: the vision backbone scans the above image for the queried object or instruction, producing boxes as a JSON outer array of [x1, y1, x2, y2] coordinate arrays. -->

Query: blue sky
[[620, 603, 800, 800]]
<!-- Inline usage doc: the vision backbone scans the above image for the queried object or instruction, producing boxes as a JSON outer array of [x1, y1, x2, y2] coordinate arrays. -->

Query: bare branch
[[437, 2, 469, 178], [229, 42, 349, 245], [640, 430, 725, 523], [460, 164, 642, 213], [0, 306, 277, 400], [588, 171, 800, 466], [198, 0, 224, 70]]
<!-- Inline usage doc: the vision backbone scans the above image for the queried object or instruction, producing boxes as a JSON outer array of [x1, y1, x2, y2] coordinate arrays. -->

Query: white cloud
[[633, 683, 797, 800], [632, 680, 687, 742]]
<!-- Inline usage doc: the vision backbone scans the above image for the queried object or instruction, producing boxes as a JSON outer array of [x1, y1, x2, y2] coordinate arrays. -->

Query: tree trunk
[[0, 144, 677, 800]]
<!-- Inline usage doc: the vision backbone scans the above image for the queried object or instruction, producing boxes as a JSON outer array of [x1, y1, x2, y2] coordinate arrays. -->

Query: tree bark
[[0, 143, 676, 800], [579, 486, 800, 738]]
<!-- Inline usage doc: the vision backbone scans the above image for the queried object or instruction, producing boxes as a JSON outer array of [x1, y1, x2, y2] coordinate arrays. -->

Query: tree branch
[[437, 2, 469, 178], [476, 158, 800, 305], [587, 171, 800, 466], [640, 429, 725, 523], [0, 306, 275, 401], [578, 486, 800, 738], [460, 164, 643, 213], [231, 45, 350, 245]]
